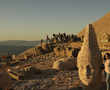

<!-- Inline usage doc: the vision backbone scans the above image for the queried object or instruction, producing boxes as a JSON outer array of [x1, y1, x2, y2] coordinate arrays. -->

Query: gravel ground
[[5, 52, 106, 90], [10, 70, 82, 90], [8, 52, 83, 90]]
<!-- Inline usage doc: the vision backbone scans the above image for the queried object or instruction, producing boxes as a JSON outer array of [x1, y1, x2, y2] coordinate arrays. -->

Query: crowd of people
[[44, 33, 81, 44]]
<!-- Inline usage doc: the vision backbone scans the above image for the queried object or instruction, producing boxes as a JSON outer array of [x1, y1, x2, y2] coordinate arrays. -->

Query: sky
[[0, 0, 110, 41]]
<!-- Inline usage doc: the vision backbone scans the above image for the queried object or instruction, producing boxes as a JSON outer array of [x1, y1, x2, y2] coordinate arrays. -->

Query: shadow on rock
[[69, 87, 83, 90], [100, 82, 106, 90], [41, 69, 59, 78], [26, 69, 59, 80]]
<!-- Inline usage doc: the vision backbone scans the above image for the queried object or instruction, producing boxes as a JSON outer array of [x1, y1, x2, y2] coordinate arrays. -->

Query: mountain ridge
[[78, 12, 110, 44], [0, 40, 40, 46], [0, 40, 40, 56]]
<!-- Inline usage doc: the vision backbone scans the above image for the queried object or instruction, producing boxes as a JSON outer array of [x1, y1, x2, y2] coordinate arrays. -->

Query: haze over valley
[[0, 40, 40, 56]]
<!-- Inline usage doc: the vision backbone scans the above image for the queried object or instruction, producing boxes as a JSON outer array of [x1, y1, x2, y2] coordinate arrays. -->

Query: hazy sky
[[0, 0, 110, 41]]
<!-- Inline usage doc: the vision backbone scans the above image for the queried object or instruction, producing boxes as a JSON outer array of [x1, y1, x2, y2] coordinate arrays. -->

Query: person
[[40, 39, 43, 46], [46, 35, 50, 43], [105, 53, 110, 90]]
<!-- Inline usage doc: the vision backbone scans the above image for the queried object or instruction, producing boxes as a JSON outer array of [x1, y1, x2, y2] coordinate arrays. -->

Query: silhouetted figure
[[40, 39, 43, 46], [46, 35, 50, 43]]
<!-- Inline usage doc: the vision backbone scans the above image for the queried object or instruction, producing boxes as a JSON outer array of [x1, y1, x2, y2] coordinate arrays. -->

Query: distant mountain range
[[0, 40, 40, 46], [0, 40, 40, 56]]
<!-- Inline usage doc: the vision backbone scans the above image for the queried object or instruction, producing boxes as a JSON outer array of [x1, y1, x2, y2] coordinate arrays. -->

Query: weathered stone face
[[77, 24, 102, 89], [78, 64, 94, 86]]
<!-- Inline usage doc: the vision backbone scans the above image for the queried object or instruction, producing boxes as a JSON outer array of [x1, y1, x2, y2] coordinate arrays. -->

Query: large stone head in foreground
[[77, 24, 102, 89]]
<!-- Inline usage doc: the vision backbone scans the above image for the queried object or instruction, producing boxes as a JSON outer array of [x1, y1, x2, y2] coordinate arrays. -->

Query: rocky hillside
[[78, 12, 110, 44]]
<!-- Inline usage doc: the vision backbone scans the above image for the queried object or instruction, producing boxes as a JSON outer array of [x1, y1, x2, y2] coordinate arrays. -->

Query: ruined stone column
[[77, 24, 103, 90]]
